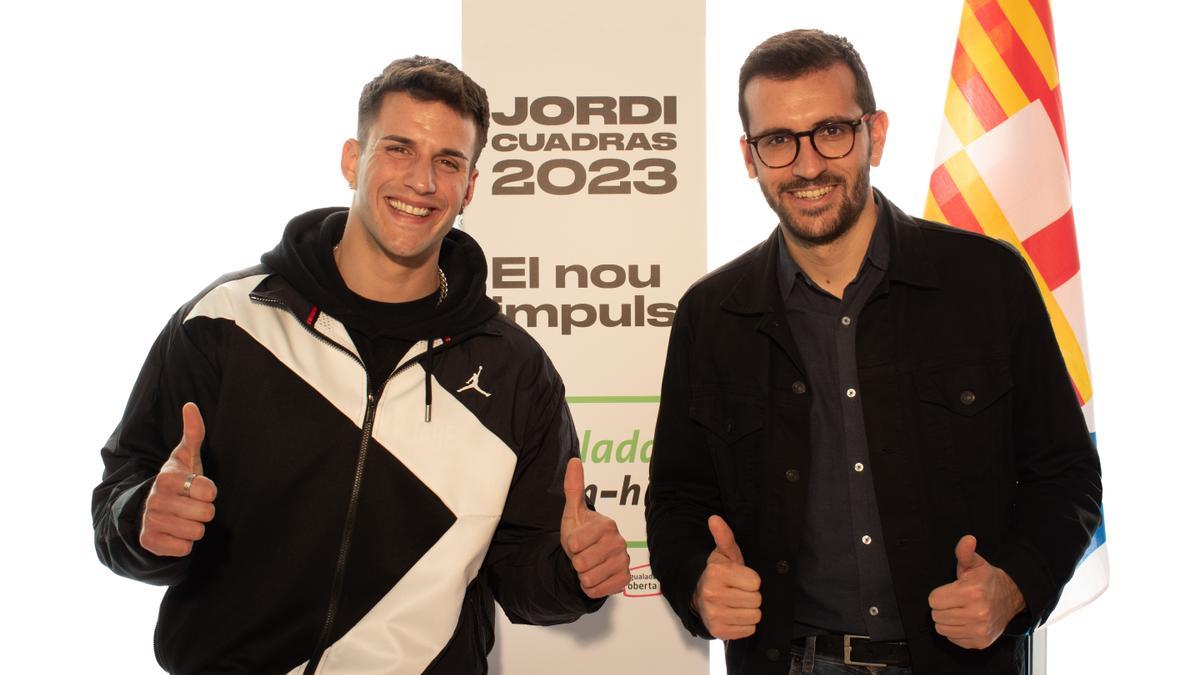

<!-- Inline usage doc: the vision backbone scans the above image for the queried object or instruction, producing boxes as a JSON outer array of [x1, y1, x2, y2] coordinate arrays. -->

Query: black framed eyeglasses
[[746, 114, 871, 168]]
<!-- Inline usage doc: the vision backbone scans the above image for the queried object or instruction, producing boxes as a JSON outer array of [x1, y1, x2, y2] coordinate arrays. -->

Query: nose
[[404, 155, 437, 194], [791, 137, 828, 180]]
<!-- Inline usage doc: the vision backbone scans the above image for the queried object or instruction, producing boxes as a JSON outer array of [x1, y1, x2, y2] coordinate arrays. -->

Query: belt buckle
[[843, 634, 887, 668]]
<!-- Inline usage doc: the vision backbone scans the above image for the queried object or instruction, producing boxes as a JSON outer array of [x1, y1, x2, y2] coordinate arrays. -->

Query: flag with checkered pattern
[[924, 0, 1107, 623]]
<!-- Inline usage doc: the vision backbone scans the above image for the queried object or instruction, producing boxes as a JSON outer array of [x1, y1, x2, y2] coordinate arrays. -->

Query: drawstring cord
[[424, 337, 433, 423]]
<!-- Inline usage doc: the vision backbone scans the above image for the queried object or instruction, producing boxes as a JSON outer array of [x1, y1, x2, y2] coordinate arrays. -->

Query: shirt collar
[[774, 194, 891, 300], [721, 189, 940, 317]]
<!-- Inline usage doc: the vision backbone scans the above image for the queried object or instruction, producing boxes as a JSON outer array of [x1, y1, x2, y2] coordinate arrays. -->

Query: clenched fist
[[929, 535, 1026, 649], [560, 458, 631, 598], [692, 515, 761, 640], [140, 402, 217, 557]]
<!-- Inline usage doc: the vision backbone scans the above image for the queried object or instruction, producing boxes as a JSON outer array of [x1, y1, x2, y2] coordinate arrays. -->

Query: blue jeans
[[788, 637, 914, 675]]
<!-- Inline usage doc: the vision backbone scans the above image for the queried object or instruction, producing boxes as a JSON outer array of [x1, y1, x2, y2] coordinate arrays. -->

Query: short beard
[[764, 161, 871, 248]]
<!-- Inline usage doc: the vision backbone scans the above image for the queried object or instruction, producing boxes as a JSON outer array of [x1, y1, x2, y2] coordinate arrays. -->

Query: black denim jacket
[[646, 191, 1101, 675]]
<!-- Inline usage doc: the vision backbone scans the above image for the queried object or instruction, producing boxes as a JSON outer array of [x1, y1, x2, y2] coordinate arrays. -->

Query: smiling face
[[740, 64, 888, 248], [341, 91, 478, 279]]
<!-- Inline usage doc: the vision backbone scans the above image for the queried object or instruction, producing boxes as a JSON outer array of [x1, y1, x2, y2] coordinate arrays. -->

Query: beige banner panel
[[463, 0, 708, 672]]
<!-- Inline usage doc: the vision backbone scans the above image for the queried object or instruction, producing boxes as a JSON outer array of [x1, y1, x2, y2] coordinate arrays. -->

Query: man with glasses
[[646, 29, 1100, 674]]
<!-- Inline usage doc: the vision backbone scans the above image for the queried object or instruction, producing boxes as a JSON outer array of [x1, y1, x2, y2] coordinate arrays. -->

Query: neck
[[782, 196, 878, 299], [334, 227, 441, 304]]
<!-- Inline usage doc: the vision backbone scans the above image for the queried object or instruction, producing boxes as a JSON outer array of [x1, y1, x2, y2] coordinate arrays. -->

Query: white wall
[[1, 1, 1193, 672]]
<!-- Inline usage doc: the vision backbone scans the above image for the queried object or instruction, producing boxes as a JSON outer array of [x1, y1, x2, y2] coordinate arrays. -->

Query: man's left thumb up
[[562, 458, 586, 528], [955, 534, 985, 577]]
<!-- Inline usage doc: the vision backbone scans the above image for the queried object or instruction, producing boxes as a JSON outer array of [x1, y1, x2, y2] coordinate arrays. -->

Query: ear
[[341, 138, 361, 187], [461, 167, 480, 213], [740, 136, 758, 179], [867, 110, 889, 167]]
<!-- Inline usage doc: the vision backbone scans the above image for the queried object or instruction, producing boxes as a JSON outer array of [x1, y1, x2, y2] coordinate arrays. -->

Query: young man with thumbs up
[[92, 56, 629, 675], [646, 30, 1101, 674]]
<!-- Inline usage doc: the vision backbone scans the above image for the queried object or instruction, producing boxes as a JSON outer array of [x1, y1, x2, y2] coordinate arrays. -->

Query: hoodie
[[263, 207, 500, 393]]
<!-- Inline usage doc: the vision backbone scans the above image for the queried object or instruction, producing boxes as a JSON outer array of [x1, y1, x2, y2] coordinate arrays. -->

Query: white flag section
[[462, 1, 708, 672]]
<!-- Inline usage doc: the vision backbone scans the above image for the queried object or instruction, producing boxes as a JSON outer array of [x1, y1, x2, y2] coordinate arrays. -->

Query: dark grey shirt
[[777, 216, 905, 640]]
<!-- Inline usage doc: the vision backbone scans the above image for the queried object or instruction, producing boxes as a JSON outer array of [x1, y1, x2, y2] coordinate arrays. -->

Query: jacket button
[[785, 469, 800, 482], [766, 648, 781, 661], [792, 380, 807, 395], [960, 390, 977, 405], [776, 560, 790, 574], [724, 419, 734, 433]]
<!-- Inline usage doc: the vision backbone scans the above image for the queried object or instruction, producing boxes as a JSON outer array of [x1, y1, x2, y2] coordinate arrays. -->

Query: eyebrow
[[750, 115, 863, 137], [379, 134, 470, 160]]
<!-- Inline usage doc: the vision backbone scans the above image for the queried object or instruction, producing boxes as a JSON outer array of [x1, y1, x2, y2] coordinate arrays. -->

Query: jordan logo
[[457, 366, 492, 397]]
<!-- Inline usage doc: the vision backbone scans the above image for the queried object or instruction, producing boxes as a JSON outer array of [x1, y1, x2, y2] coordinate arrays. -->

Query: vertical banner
[[462, 1, 709, 673], [925, 0, 1108, 624]]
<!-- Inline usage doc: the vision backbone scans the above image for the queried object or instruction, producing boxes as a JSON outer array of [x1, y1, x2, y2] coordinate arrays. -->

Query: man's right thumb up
[[708, 515, 743, 564]]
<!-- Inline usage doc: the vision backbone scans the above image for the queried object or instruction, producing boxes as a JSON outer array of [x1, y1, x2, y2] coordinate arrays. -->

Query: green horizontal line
[[566, 396, 660, 404], [626, 540, 648, 548]]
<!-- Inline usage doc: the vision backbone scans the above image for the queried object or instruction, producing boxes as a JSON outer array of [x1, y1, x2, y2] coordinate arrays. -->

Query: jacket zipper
[[251, 295, 439, 674], [303, 390, 377, 675], [302, 357, 432, 674]]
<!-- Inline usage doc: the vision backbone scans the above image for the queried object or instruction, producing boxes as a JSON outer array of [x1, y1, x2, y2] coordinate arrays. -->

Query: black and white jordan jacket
[[93, 208, 602, 674]]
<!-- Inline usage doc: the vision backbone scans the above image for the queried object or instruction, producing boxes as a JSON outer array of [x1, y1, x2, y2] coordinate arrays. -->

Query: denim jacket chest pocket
[[917, 359, 1015, 483], [689, 392, 767, 523]]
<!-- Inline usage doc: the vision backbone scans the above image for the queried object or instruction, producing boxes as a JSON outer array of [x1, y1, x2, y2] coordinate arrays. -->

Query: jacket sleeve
[[484, 347, 604, 625], [990, 257, 1103, 630], [91, 304, 222, 586], [645, 294, 720, 639]]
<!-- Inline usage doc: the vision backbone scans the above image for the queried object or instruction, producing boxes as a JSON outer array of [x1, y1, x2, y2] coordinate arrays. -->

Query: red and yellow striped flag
[[925, 0, 1107, 622]]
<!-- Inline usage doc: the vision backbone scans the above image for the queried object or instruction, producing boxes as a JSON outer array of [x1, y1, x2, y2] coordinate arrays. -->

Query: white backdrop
[[2, 1, 1195, 672], [460, 1, 708, 672]]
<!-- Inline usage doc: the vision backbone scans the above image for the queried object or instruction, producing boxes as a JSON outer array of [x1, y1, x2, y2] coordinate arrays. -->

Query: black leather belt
[[808, 634, 911, 668]]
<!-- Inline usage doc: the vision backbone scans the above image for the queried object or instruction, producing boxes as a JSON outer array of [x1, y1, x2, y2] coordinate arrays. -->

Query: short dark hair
[[357, 56, 490, 165], [738, 29, 876, 134]]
